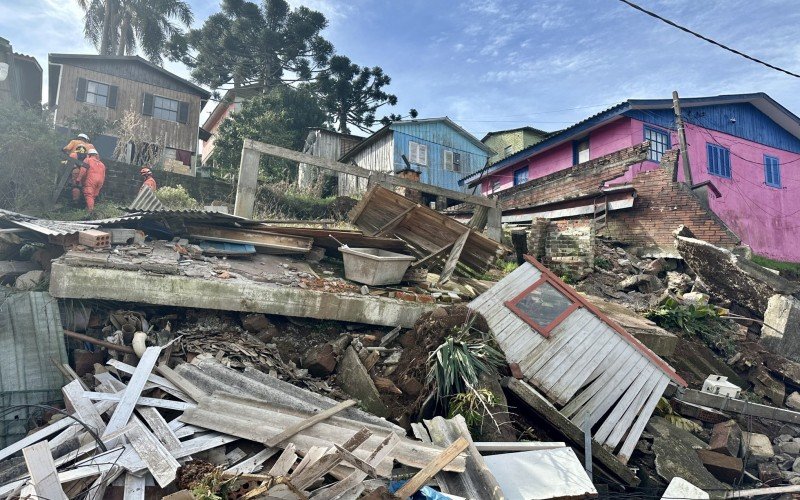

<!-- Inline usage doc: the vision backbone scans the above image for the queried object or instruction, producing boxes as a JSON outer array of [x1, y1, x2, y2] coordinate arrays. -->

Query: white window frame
[[409, 141, 428, 166], [153, 95, 180, 122], [86, 80, 110, 107], [504, 145, 513, 156], [443, 150, 462, 172]]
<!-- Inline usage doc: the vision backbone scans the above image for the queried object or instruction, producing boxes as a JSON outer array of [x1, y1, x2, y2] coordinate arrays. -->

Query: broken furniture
[[470, 256, 686, 465], [340, 247, 416, 286]]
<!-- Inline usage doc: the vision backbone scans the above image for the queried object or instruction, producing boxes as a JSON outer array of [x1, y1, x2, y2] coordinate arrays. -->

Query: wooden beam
[[264, 399, 357, 447], [186, 224, 313, 254], [103, 346, 161, 443], [370, 205, 418, 237], [437, 229, 470, 286], [81, 391, 193, 411], [235, 145, 261, 218], [244, 139, 497, 208], [394, 437, 470, 498], [676, 388, 800, 425], [22, 441, 68, 500]]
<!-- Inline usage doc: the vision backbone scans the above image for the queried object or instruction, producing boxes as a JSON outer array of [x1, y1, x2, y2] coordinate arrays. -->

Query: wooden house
[[469, 256, 686, 463], [338, 117, 493, 201], [0, 38, 41, 107], [48, 54, 210, 174], [482, 126, 548, 167], [297, 128, 364, 195]]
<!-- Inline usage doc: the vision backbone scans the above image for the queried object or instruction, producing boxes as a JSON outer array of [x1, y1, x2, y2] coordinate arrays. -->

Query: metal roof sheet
[[0, 209, 98, 236]]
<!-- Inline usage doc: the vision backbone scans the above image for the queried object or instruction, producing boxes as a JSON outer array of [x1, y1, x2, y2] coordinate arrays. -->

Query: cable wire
[[618, 0, 800, 78]]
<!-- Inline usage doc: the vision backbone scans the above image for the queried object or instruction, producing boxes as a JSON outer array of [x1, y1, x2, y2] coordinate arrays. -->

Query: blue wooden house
[[338, 117, 493, 198]]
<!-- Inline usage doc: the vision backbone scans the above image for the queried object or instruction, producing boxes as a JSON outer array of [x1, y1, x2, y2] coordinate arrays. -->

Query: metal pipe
[[63, 329, 135, 354]]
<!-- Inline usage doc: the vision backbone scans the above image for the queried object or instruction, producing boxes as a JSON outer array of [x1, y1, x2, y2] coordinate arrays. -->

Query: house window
[[505, 278, 580, 337], [707, 143, 731, 178], [573, 137, 589, 165], [153, 96, 179, 121], [444, 150, 461, 172], [491, 178, 501, 193], [513, 167, 528, 186], [764, 155, 781, 188], [409, 141, 428, 166], [86, 81, 109, 107], [644, 126, 670, 162], [504, 145, 513, 156]]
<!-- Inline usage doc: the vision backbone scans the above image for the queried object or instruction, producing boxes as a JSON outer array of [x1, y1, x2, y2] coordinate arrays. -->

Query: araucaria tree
[[169, 0, 333, 90], [315, 55, 397, 134]]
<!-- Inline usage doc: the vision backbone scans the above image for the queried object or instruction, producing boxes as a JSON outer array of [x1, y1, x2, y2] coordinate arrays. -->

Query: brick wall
[[101, 159, 235, 206], [543, 219, 594, 274]]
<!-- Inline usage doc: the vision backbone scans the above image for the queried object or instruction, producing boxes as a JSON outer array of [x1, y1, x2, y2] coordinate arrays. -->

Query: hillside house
[[297, 128, 364, 195], [199, 84, 266, 166], [338, 117, 493, 201], [482, 126, 548, 166], [0, 38, 41, 107], [460, 93, 800, 263], [48, 54, 210, 174]]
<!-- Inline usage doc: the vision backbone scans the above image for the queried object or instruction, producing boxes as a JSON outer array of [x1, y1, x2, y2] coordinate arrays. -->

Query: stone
[[695, 449, 743, 484], [643, 257, 667, 276], [708, 420, 742, 457], [793, 457, 800, 473], [305, 246, 326, 263], [751, 366, 786, 406], [775, 434, 794, 444], [241, 313, 275, 334], [759, 462, 782, 485], [616, 274, 663, 294], [399, 331, 416, 349], [780, 425, 800, 438], [335, 346, 389, 418], [741, 432, 775, 465], [662, 477, 710, 499], [14, 270, 46, 290], [778, 441, 800, 455], [303, 343, 338, 377], [667, 271, 694, 294], [761, 295, 800, 363], [682, 292, 709, 306], [397, 376, 423, 397], [787, 392, 800, 411]]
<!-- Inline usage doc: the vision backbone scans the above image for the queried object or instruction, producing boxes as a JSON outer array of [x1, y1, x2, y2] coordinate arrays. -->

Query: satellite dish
[[0, 63, 8, 82]]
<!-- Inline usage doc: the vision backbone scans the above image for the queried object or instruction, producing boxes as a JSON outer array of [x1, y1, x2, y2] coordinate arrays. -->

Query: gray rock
[[779, 425, 800, 437], [778, 441, 800, 455], [617, 274, 664, 294], [775, 434, 794, 444], [14, 270, 46, 290], [667, 271, 694, 294], [791, 457, 800, 472], [762, 296, 800, 364]]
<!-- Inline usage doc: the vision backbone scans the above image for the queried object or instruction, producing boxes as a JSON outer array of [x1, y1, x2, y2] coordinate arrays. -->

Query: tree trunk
[[116, 14, 130, 56], [337, 106, 348, 133], [100, 0, 116, 55]]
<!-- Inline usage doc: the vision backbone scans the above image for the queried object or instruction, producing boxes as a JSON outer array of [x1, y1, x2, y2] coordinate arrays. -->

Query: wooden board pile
[[0, 346, 469, 499]]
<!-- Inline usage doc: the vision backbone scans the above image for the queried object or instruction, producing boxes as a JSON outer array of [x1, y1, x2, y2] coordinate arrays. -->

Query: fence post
[[234, 144, 261, 219]]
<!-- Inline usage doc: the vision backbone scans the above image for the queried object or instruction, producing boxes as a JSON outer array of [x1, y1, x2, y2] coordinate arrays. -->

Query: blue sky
[[4, 0, 800, 138]]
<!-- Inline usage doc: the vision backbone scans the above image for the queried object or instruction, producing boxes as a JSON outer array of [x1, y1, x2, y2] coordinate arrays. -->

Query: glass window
[[707, 143, 731, 178], [153, 95, 179, 121], [644, 126, 670, 162], [506, 280, 577, 335], [573, 138, 589, 165], [513, 167, 528, 186], [86, 80, 109, 107], [764, 155, 781, 188]]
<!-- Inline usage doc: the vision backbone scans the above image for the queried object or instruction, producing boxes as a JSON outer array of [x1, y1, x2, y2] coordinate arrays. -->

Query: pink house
[[462, 94, 800, 262]]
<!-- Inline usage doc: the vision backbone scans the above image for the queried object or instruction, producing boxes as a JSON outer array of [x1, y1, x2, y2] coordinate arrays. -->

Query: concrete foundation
[[49, 261, 434, 328]]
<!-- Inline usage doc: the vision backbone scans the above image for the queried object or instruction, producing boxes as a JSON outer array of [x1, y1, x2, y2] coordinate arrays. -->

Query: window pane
[[514, 282, 573, 328]]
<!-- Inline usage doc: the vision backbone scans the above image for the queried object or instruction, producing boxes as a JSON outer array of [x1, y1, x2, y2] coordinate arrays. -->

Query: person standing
[[82, 149, 106, 215], [63, 133, 94, 155], [139, 167, 157, 193]]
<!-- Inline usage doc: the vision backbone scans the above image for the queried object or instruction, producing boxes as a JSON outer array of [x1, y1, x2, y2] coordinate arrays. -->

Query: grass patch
[[645, 297, 736, 356], [752, 254, 800, 275], [42, 201, 124, 221]]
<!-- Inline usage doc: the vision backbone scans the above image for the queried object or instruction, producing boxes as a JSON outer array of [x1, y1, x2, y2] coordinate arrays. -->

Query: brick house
[[48, 54, 210, 174], [460, 93, 800, 263]]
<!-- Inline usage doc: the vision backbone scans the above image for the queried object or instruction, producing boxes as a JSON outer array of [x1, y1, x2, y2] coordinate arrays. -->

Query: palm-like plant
[[76, 0, 192, 64]]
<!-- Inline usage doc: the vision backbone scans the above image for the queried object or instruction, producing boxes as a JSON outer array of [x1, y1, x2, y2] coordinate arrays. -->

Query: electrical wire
[[618, 0, 800, 79]]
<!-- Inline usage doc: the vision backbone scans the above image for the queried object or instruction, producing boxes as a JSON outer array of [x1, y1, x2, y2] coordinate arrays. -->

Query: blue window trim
[[706, 143, 732, 179], [513, 167, 528, 186], [572, 137, 589, 166], [643, 125, 671, 163], [764, 154, 781, 188]]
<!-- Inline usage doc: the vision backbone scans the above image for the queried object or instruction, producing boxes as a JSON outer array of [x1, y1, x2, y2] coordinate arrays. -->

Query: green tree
[[168, 0, 332, 89], [211, 86, 326, 181], [315, 55, 397, 134], [65, 108, 113, 140], [381, 108, 419, 126], [77, 0, 192, 63]]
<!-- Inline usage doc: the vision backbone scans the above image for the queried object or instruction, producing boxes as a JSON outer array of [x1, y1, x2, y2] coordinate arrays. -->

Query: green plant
[[65, 108, 113, 140], [593, 256, 612, 270], [654, 397, 702, 433], [645, 297, 736, 356], [752, 254, 800, 279], [189, 468, 237, 500], [427, 335, 504, 399], [560, 273, 574, 284], [156, 185, 200, 210], [448, 389, 498, 432]]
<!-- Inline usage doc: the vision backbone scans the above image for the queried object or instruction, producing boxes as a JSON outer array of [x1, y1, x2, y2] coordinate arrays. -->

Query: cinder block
[[78, 229, 110, 248], [696, 449, 743, 484], [708, 420, 742, 457]]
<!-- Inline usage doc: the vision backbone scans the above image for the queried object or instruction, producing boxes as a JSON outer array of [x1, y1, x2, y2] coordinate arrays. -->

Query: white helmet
[[87, 148, 98, 155], [77, 133, 89, 141]]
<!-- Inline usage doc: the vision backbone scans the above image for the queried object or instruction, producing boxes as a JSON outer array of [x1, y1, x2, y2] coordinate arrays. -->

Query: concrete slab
[[336, 347, 389, 418], [761, 294, 800, 363], [49, 261, 433, 328]]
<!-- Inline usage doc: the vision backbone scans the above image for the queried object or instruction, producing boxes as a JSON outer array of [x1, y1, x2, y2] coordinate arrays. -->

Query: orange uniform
[[63, 139, 94, 155], [69, 152, 88, 202], [141, 176, 157, 192], [82, 156, 106, 213]]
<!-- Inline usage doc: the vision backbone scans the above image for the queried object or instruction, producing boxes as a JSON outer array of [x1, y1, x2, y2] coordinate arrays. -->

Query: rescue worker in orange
[[69, 144, 89, 204], [82, 149, 106, 215], [139, 167, 157, 192], [62, 133, 94, 155]]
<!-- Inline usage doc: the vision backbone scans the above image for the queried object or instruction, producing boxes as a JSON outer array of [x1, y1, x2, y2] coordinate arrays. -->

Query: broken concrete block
[[675, 232, 799, 315], [336, 346, 389, 418], [643, 258, 667, 276], [761, 295, 800, 363], [778, 440, 800, 455], [14, 270, 46, 290], [682, 292, 709, 306], [741, 432, 775, 465], [759, 462, 781, 485], [616, 274, 663, 294], [667, 271, 693, 294], [107, 228, 136, 245], [695, 449, 743, 484], [793, 457, 800, 472], [241, 313, 276, 335], [303, 343, 337, 377], [751, 366, 785, 406], [708, 420, 742, 457], [661, 477, 710, 499], [787, 392, 800, 411]]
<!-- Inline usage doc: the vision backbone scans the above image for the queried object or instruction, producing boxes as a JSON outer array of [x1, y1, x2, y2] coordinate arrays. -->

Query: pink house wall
[[486, 115, 800, 262]]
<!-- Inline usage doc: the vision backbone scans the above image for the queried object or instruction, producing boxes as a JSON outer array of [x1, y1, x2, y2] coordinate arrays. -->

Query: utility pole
[[672, 91, 693, 185]]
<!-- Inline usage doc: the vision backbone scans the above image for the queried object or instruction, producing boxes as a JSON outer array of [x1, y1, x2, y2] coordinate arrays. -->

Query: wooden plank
[[107, 359, 185, 394], [437, 229, 470, 286], [62, 379, 107, 435], [22, 441, 68, 500], [676, 388, 800, 425], [394, 437, 470, 498], [550, 332, 624, 405], [137, 406, 182, 452], [593, 365, 658, 445], [224, 448, 281, 475], [186, 224, 313, 254], [0, 412, 77, 462], [235, 145, 261, 218], [103, 346, 161, 443], [264, 399, 357, 447], [604, 369, 663, 449], [410, 242, 454, 269], [291, 446, 329, 479], [332, 444, 377, 477], [123, 473, 146, 500], [571, 355, 650, 429], [538, 318, 607, 396], [155, 364, 207, 403], [125, 419, 181, 488], [246, 140, 497, 208], [82, 391, 194, 411], [269, 443, 297, 476], [371, 205, 418, 237], [560, 342, 633, 419], [618, 375, 670, 462]]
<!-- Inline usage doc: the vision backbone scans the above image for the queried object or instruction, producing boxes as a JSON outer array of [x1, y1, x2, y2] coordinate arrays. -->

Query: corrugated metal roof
[[127, 187, 166, 211], [0, 209, 98, 236]]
